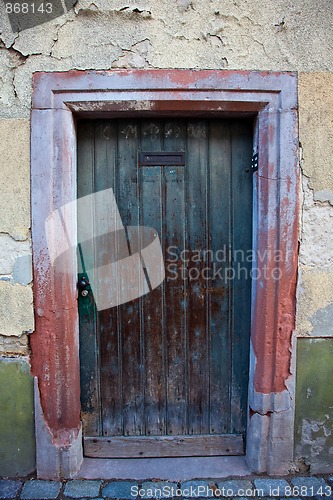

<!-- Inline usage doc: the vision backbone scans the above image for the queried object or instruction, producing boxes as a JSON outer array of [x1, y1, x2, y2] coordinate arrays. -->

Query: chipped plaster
[[0, 0, 332, 474], [0, 281, 34, 336], [0, 333, 30, 356], [0, 0, 331, 356], [299, 178, 333, 270], [0, 234, 31, 277], [0, 0, 332, 117], [297, 176, 333, 337], [295, 338, 333, 473], [299, 72, 333, 197], [0, 119, 31, 238], [296, 268, 333, 336]]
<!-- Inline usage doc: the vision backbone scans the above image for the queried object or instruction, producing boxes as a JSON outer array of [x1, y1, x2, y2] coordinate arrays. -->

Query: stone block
[[267, 407, 295, 475], [0, 358, 35, 477], [21, 480, 61, 499], [290, 477, 328, 497], [0, 281, 34, 336], [13, 254, 33, 285], [245, 412, 269, 473], [299, 204, 333, 269], [0, 120, 30, 239], [102, 481, 138, 499], [253, 479, 289, 497], [0, 234, 31, 276], [63, 480, 102, 498], [0, 479, 22, 498]]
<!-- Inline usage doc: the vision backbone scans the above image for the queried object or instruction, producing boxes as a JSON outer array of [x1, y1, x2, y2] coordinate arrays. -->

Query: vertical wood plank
[[186, 120, 210, 435], [230, 119, 253, 434], [117, 119, 143, 436], [140, 120, 166, 436], [78, 117, 253, 449], [163, 121, 187, 435], [77, 120, 101, 436], [208, 120, 232, 434], [93, 120, 123, 436]]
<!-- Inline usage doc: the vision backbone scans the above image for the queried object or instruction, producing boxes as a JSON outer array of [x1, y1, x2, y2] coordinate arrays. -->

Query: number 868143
[[6, 3, 53, 14]]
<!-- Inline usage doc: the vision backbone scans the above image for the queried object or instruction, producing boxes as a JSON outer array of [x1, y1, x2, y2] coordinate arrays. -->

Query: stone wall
[[0, 0, 332, 476]]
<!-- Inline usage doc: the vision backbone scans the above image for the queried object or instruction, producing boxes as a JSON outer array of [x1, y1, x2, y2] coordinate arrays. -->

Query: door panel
[[186, 121, 210, 435], [77, 118, 253, 457], [208, 120, 232, 434]]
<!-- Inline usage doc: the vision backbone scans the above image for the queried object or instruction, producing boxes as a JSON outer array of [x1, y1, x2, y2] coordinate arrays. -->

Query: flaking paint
[[30, 69, 299, 476]]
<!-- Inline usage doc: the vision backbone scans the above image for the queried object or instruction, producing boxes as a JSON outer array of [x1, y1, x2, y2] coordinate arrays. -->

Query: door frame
[[30, 69, 299, 479]]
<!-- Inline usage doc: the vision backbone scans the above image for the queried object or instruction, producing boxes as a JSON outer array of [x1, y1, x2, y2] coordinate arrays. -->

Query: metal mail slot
[[139, 152, 185, 166]]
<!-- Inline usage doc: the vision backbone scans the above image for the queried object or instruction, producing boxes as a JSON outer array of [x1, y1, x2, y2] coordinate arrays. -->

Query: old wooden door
[[77, 118, 253, 458]]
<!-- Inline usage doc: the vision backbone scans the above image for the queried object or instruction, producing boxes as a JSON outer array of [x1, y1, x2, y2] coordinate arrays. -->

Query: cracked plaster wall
[[0, 0, 331, 328], [295, 72, 333, 470], [0, 0, 332, 473], [297, 73, 333, 340]]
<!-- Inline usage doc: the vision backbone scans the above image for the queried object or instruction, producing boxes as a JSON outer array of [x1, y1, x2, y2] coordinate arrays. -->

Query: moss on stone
[[295, 338, 333, 472], [0, 358, 35, 477]]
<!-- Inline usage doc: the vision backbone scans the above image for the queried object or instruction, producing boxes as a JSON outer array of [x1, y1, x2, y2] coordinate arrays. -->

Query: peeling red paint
[[252, 175, 299, 393], [31, 69, 299, 466], [31, 107, 81, 438], [31, 252, 81, 434]]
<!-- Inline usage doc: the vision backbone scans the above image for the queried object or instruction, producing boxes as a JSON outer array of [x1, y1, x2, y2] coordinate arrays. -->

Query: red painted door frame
[[30, 69, 299, 479]]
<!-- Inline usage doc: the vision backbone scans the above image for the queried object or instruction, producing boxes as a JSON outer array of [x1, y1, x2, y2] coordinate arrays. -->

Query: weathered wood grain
[[84, 434, 244, 458], [78, 118, 253, 455]]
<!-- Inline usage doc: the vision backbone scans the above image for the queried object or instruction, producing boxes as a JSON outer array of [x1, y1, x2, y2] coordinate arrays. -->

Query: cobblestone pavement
[[0, 475, 332, 500]]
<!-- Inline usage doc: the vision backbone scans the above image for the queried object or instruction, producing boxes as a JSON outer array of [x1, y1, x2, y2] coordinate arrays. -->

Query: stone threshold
[[76, 456, 251, 481]]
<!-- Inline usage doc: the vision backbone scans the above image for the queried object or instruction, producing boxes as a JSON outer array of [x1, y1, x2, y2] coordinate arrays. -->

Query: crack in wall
[[112, 38, 152, 68], [50, 17, 76, 57], [0, 0, 332, 476]]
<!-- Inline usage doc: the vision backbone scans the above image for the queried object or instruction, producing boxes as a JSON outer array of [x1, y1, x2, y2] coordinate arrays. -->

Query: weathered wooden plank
[[230, 119, 253, 434], [84, 433, 244, 458], [163, 120, 187, 435], [79, 117, 253, 454], [208, 120, 232, 434], [117, 119, 144, 436], [93, 120, 123, 436], [77, 120, 101, 436], [186, 120, 210, 435], [140, 120, 166, 436]]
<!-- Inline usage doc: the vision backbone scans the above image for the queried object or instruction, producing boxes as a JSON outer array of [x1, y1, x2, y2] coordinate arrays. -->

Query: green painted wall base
[[0, 357, 35, 477], [1, 341, 332, 476], [295, 338, 333, 473]]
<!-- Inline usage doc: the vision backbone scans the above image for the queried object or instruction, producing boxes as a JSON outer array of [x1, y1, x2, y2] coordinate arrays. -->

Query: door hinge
[[252, 153, 258, 173]]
